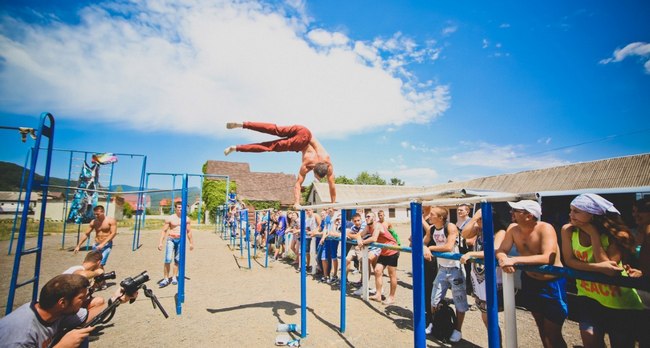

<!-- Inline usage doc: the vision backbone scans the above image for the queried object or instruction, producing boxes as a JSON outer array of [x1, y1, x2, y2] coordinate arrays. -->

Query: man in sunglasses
[[496, 200, 568, 348], [224, 122, 336, 209]]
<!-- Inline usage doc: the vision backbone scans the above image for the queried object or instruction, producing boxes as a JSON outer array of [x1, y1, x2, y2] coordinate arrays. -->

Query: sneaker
[[158, 278, 170, 288], [171, 276, 178, 285], [352, 288, 363, 296], [306, 266, 313, 273], [368, 288, 377, 295], [449, 329, 462, 343], [425, 323, 433, 335], [319, 276, 329, 283]]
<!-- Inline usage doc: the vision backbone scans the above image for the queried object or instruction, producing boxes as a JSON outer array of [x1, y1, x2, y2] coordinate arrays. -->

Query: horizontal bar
[[43, 184, 183, 194], [305, 191, 535, 210], [517, 265, 650, 292], [16, 277, 37, 288], [21, 247, 41, 255]]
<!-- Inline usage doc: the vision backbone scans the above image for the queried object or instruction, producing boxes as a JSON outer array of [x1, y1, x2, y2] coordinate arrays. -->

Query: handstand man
[[224, 122, 336, 208]]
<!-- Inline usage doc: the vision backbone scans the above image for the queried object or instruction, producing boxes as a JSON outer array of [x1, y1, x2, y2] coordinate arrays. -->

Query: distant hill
[[0, 161, 201, 207], [0, 161, 78, 191]]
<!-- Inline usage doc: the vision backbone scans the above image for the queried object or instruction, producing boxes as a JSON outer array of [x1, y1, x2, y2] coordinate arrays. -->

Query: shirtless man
[[224, 122, 336, 208], [157, 201, 194, 287], [74, 205, 116, 268], [496, 200, 567, 348]]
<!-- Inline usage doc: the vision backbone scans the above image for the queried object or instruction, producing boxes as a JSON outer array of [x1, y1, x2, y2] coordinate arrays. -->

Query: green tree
[[355, 171, 387, 185], [202, 179, 237, 223], [123, 201, 134, 218], [390, 177, 405, 186], [335, 175, 355, 184]]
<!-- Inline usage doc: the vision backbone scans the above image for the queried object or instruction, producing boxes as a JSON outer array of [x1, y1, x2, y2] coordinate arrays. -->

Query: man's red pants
[[236, 122, 312, 153]]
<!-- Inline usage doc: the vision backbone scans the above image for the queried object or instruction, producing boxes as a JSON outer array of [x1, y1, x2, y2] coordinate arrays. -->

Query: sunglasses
[[365, 215, 372, 219], [511, 209, 527, 214]]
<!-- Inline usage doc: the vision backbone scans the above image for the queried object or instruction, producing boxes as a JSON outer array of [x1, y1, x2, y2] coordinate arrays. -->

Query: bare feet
[[226, 122, 242, 129], [224, 146, 236, 156], [382, 297, 395, 305], [369, 295, 382, 302]]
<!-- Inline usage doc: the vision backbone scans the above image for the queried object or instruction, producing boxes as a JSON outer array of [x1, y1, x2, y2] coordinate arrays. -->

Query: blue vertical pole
[[197, 176, 204, 225], [61, 150, 74, 249], [177, 174, 188, 315], [481, 201, 500, 348], [240, 210, 245, 257], [246, 210, 252, 269], [135, 155, 147, 249], [300, 209, 307, 338], [410, 201, 426, 348], [265, 210, 271, 268], [104, 161, 115, 213], [340, 209, 347, 333], [8, 149, 31, 255]]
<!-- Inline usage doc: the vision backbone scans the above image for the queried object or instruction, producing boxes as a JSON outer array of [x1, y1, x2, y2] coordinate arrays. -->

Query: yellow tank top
[[571, 229, 643, 310]]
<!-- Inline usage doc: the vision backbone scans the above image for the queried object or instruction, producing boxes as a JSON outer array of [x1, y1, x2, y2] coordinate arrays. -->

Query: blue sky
[[1, 0, 649, 190]]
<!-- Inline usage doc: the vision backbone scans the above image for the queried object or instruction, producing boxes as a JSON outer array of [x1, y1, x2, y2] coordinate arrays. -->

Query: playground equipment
[[4, 113, 55, 314]]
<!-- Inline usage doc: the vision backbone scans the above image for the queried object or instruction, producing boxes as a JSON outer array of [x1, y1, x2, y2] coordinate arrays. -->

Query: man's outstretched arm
[[294, 168, 307, 209], [327, 170, 336, 204]]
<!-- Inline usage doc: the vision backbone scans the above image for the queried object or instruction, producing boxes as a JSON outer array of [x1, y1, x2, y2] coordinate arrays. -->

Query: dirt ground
[[0, 224, 584, 348]]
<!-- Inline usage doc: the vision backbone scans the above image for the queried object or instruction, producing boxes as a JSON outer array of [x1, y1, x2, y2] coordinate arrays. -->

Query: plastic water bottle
[[277, 323, 301, 333]]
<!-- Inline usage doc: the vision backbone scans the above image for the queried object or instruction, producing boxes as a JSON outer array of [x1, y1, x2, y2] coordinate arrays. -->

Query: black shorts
[[377, 253, 399, 267]]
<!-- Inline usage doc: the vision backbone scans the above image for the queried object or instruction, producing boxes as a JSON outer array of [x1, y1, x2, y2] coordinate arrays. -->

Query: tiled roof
[[204, 160, 296, 205]]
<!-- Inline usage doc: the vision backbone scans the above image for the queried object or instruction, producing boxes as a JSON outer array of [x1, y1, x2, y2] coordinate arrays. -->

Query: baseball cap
[[507, 200, 542, 220]]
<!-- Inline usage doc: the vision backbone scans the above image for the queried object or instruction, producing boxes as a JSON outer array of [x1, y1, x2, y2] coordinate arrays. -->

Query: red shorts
[[236, 122, 312, 153]]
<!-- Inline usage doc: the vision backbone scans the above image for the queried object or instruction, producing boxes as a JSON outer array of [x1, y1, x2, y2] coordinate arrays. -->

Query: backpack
[[431, 301, 457, 341]]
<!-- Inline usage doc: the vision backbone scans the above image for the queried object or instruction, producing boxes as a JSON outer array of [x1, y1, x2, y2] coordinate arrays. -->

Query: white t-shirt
[[431, 226, 460, 268]]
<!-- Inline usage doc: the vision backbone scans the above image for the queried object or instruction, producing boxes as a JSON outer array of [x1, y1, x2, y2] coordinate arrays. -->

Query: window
[[406, 208, 410, 218], [388, 208, 395, 218]]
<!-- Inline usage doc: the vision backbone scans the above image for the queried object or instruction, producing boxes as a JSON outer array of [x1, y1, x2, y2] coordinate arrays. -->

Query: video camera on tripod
[[49, 271, 168, 348]]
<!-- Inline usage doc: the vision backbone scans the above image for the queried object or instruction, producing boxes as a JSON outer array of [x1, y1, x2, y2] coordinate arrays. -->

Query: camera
[[120, 271, 150, 296], [94, 270, 116, 283]]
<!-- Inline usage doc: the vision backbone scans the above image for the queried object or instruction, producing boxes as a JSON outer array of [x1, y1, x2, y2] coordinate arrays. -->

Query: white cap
[[508, 200, 542, 220]]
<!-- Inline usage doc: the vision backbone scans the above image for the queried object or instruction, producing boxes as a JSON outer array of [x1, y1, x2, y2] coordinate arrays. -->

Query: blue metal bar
[[410, 202, 426, 348], [340, 209, 347, 333], [265, 210, 271, 268], [197, 176, 204, 225], [300, 209, 307, 338], [61, 150, 74, 249], [177, 174, 188, 315], [239, 210, 244, 257], [104, 161, 115, 214], [246, 211, 252, 269], [7, 112, 55, 314], [8, 149, 30, 255], [481, 201, 500, 348]]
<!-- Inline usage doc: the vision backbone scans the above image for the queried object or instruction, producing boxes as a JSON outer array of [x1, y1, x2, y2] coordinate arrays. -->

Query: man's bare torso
[[91, 217, 115, 243], [511, 221, 562, 279]]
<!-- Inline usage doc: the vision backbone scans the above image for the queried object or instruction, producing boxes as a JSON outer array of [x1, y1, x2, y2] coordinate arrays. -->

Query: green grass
[[0, 218, 218, 241]]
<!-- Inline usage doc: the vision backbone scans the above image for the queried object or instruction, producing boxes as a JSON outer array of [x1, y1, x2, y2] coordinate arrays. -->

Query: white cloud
[[442, 25, 457, 36], [0, 0, 450, 139], [379, 166, 439, 186], [599, 42, 650, 73], [482, 39, 489, 49], [307, 28, 349, 47], [537, 137, 552, 145], [449, 142, 569, 170], [499, 23, 511, 29]]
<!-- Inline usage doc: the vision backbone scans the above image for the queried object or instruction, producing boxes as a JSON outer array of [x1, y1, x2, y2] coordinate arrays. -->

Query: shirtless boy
[[496, 200, 568, 348], [74, 205, 117, 268], [224, 122, 336, 208]]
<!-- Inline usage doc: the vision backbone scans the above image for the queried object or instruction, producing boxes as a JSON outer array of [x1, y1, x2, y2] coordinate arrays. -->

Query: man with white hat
[[496, 200, 568, 348]]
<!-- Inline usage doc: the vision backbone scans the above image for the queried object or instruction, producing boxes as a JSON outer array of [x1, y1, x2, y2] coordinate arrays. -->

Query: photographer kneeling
[[63, 250, 110, 311], [0, 273, 138, 348]]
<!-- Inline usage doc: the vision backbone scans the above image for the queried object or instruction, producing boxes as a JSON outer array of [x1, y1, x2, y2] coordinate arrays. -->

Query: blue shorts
[[321, 240, 339, 260], [431, 266, 469, 312], [274, 233, 285, 249], [519, 272, 568, 326], [164, 237, 181, 264], [92, 241, 112, 266]]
